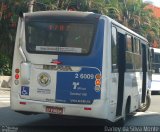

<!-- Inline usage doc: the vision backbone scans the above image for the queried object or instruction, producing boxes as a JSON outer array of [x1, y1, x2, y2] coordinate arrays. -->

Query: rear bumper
[[10, 97, 108, 120]]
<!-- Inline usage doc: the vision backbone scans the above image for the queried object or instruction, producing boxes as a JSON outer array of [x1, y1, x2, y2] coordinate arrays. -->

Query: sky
[[143, 0, 160, 7]]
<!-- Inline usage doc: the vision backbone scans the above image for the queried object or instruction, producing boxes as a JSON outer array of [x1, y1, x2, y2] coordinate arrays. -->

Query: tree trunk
[[28, 0, 35, 12]]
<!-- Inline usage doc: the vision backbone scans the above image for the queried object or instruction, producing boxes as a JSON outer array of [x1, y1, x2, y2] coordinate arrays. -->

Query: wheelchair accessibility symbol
[[21, 86, 29, 96]]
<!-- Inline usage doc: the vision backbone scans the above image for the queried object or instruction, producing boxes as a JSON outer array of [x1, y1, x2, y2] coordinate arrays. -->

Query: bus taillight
[[15, 69, 20, 73], [84, 107, 92, 111], [95, 79, 101, 86], [95, 74, 101, 86], [15, 69, 19, 73], [19, 102, 27, 105], [95, 74, 101, 79], [14, 68, 20, 85], [15, 74, 20, 79]]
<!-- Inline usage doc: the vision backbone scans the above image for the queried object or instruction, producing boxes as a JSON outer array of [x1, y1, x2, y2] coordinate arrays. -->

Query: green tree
[[0, 0, 160, 71]]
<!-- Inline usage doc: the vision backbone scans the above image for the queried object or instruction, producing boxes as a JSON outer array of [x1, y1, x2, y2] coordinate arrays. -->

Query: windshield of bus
[[152, 53, 160, 74], [25, 21, 95, 54]]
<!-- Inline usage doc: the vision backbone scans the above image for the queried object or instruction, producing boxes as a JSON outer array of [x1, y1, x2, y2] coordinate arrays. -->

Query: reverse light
[[14, 80, 19, 85]]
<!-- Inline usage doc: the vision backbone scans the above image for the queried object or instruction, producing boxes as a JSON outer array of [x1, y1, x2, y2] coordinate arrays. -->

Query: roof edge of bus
[[101, 14, 148, 43], [24, 10, 148, 43], [24, 10, 101, 17], [153, 48, 160, 52]]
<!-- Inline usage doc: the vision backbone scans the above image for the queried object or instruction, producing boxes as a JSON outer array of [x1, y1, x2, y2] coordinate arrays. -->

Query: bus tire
[[138, 94, 151, 112]]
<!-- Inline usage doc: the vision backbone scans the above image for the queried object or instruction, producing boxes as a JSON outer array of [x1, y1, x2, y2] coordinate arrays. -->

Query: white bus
[[150, 48, 160, 93], [11, 11, 152, 125]]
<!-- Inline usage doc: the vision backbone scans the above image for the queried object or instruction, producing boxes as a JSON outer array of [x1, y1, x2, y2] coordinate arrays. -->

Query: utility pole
[[28, 0, 35, 12], [123, 0, 129, 27]]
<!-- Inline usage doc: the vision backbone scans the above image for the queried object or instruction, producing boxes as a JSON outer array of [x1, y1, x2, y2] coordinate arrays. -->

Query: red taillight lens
[[15, 74, 20, 79], [84, 107, 92, 111], [19, 102, 26, 105], [51, 60, 62, 65]]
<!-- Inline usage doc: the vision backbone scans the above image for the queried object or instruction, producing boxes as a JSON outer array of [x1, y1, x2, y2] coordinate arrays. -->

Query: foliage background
[[0, 0, 160, 75]]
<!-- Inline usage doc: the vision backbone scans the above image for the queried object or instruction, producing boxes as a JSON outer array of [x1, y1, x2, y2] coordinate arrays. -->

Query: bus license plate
[[46, 106, 63, 114]]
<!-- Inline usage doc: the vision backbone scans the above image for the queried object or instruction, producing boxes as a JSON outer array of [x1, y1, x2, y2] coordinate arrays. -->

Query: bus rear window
[[25, 22, 95, 54]]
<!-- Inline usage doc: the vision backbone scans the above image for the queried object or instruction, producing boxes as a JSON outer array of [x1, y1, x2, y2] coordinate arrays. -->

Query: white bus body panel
[[11, 12, 149, 123], [11, 15, 111, 120]]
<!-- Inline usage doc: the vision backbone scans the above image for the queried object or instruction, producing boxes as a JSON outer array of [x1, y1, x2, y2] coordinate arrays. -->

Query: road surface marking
[[0, 97, 10, 103], [135, 111, 159, 116]]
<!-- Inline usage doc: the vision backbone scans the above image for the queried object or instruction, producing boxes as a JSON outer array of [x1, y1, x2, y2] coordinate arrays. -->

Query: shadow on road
[[0, 107, 47, 126], [23, 115, 109, 132], [1, 106, 160, 132], [125, 112, 160, 126], [26, 115, 107, 126], [17, 112, 160, 132]]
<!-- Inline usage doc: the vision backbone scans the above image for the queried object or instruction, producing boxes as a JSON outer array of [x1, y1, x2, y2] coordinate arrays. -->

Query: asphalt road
[[148, 92, 160, 112], [1, 89, 160, 132]]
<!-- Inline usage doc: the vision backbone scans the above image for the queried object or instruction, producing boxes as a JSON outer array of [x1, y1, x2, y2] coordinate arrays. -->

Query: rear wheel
[[138, 94, 151, 112]]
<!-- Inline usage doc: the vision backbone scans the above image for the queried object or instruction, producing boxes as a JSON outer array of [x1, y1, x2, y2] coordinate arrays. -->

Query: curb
[[0, 87, 10, 91]]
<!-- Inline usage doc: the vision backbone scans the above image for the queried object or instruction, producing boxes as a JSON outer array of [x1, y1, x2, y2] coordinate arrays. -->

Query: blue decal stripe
[[56, 19, 105, 104], [57, 19, 104, 68]]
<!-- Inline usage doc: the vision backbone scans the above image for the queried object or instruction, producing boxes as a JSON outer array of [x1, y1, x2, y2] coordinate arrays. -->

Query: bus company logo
[[38, 72, 51, 87]]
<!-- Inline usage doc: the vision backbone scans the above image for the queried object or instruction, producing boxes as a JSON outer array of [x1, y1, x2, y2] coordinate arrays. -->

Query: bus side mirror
[[20, 63, 31, 84]]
